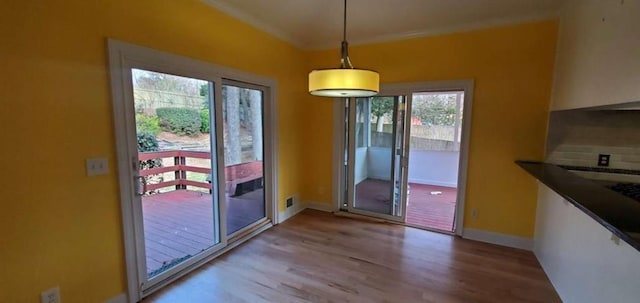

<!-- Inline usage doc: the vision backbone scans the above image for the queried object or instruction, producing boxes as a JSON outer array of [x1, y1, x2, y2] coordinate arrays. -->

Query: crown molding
[[201, 0, 305, 49], [308, 11, 560, 50], [201, 0, 559, 51]]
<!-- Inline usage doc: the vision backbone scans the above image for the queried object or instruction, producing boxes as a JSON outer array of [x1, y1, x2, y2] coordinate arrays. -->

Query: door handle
[[134, 176, 147, 196]]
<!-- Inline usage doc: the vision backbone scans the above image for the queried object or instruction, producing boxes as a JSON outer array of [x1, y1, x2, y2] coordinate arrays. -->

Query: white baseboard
[[277, 202, 306, 224], [362, 176, 457, 188], [407, 178, 457, 188], [104, 293, 127, 303], [277, 201, 335, 223], [281, 203, 534, 252], [462, 228, 533, 251], [305, 201, 335, 212]]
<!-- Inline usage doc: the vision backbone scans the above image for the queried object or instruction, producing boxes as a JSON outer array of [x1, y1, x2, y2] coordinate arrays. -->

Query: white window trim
[[107, 39, 278, 302]]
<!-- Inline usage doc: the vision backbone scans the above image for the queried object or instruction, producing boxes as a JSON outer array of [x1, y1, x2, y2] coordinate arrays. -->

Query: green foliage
[[137, 132, 159, 152], [136, 114, 161, 134], [199, 83, 209, 97], [200, 109, 210, 133], [370, 97, 395, 120], [156, 107, 202, 136], [200, 84, 210, 109], [412, 95, 457, 126], [136, 132, 162, 170]]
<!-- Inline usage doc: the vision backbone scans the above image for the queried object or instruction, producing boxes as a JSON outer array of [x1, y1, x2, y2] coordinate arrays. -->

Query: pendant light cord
[[343, 0, 347, 42], [340, 0, 354, 69]]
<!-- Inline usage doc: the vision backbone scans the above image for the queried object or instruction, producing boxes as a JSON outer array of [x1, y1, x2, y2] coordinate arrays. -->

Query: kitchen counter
[[517, 161, 640, 252]]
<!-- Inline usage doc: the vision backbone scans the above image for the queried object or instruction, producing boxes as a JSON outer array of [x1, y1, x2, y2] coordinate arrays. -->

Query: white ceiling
[[203, 0, 564, 50]]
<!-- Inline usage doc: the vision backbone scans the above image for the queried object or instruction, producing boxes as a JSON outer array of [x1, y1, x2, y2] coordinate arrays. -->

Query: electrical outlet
[[86, 157, 109, 176], [598, 154, 610, 167], [41, 287, 61, 303], [286, 196, 294, 208], [471, 209, 478, 218]]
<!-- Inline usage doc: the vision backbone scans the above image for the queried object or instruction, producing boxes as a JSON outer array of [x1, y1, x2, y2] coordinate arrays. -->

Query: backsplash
[[547, 144, 640, 171], [546, 109, 640, 183]]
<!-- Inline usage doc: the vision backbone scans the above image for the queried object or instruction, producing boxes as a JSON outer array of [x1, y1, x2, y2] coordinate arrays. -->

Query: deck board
[[355, 179, 456, 231], [141, 189, 265, 276], [407, 183, 457, 231]]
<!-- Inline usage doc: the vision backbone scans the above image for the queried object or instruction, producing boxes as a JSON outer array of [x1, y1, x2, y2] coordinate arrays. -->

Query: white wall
[[535, 184, 640, 303], [366, 147, 459, 187], [367, 147, 391, 180], [408, 150, 459, 187], [552, 0, 640, 110], [354, 147, 368, 184]]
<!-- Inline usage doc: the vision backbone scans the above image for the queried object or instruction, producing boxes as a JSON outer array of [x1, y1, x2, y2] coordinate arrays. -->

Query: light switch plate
[[86, 158, 108, 176]]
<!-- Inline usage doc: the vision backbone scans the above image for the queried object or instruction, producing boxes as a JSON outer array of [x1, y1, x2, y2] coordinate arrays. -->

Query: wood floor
[[145, 210, 560, 303]]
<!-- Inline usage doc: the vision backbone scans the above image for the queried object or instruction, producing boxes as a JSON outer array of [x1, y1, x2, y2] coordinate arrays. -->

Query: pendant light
[[308, 0, 379, 97]]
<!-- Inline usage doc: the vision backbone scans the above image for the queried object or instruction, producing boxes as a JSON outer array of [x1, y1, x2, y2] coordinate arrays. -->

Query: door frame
[[333, 80, 474, 236], [107, 39, 279, 302]]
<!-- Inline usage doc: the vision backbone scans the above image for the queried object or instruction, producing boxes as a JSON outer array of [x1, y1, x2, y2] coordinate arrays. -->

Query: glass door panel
[[405, 91, 464, 232], [221, 84, 266, 235], [349, 96, 408, 221], [131, 68, 220, 280]]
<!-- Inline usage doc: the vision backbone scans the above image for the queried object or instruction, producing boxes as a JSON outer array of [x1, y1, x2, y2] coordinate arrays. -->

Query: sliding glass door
[[108, 40, 277, 301], [337, 81, 472, 236], [130, 68, 224, 290], [347, 96, 409, 222], [127, 72, 273, 294]]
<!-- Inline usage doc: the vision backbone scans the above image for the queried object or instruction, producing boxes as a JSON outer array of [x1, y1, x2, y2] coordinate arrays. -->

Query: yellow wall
[[302, 20, 558, 238], [0, 0, 306, 302], [0, 1, 558, 300]]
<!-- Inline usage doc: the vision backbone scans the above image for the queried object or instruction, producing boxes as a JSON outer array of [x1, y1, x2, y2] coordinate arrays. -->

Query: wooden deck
[[142, 189, 265, 277], [407, 183, 456, 231], [355, 179, 456, 231]]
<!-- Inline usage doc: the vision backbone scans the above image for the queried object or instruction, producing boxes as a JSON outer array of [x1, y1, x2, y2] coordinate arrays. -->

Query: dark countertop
[[517, 161, 640, 252]]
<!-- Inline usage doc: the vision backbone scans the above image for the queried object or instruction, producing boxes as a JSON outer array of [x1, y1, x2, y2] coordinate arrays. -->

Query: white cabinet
[[534, 184, 640, 303], [551, 0, 640, 110]]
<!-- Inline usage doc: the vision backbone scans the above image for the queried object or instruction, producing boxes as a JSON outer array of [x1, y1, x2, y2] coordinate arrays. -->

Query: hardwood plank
[[145, 210, 560, 303]]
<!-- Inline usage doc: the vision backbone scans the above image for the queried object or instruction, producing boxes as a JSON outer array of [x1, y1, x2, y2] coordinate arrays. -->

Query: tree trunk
[[249, 90, 263, 161], [376, 115, 384, 132], [225, 86, 242, 165]]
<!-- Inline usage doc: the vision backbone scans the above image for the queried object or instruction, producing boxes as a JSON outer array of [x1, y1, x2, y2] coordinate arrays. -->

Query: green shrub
[[136, 114, 161, 134], [200, 109, 210, 133], [137, 132, 162, 170], [137, 132, 158, 152], [156, 107, 201, 136]]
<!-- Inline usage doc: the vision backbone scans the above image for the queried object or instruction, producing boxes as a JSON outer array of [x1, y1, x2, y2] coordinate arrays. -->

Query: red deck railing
[[139, 150, 212, 191], [138, 151, 263, 193]]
